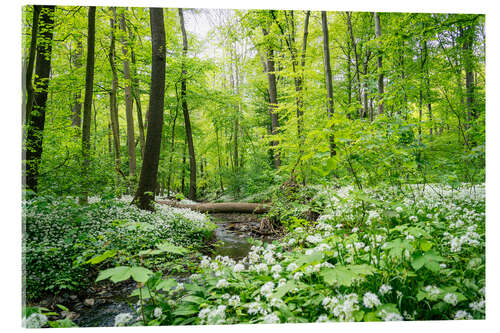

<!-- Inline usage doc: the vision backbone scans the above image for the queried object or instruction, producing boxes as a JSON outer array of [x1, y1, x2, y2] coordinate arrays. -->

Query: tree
[[108, 7, 123, 190], [80, 6, 96, 204], [119, 8, 137, 178], [23, 5, 41, 125], [178, 8, 197, 201], [374, 12, 384, 115], [262, 24, 281, 169], [133, 7, 166, 211], [25, 5, 55, 192], [321, 11, 336, 156], [70, 40, 83, 127]]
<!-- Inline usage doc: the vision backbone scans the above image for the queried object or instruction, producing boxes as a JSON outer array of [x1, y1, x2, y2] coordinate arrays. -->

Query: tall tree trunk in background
[[346, 12, 362, 116], [109, 8, 122, 190], [297, 10, 310, 168], [181, 138, 186, 195], [215, 125, 224, 193], [133, 7, 166, 211], [71, 40, 83, 127], [23, 5, 41, 125], [321, 11, 336, 156], [362, 50, 371, 120], [462, 22, 477, 126], [119, 9, 136, 178], [262, 27, 281, 169], [25, 5, 55, 192], [374, 12, 384, 116], [167, 84, 180, 197], [129, 26, 146, 156], [418, 38, 427, 147], [80, 6, 96, 204], [179, 8, 197, 201]]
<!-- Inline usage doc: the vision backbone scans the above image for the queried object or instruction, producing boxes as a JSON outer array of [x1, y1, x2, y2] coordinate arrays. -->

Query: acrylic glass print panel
[[21, 1, 485, 328]]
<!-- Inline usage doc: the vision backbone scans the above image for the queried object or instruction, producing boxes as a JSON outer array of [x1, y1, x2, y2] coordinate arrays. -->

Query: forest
[[21, 4, 485, 328]]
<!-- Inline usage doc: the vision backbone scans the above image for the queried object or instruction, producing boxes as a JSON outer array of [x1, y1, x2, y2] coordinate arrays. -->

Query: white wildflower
[[363, 292, 381, 308], [23, 313, 48, 328], [454, 310, 473, 320], [216, 279, 229, 288], [443, 293, 458, 305], [114, 313, 134, 327], [379, 284, 392, 296], [154, 307, 162, 318]]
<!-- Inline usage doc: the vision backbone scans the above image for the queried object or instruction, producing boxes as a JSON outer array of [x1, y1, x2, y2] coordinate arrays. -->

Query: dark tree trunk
[[462, 23, 477, 124], [321, 11, 336, 156], [23, 5, 41, 125], [215, 125, 224, 192], [71, 40, 83, 127], [181, 138, 186, 195], [262, 27, 281, 169], [133, 7, 166, 211], [374, 12, 384, 116], [119, 9, 136, 178], [179, 8, 197, 201], [80, 6, 96, 204], [25, 5, 55, 192], [109, 8, 122, 189]]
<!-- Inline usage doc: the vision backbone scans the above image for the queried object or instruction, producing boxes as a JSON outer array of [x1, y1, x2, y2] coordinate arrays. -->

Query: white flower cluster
[[363, 292, 381, 308], [198, 305, 227, 324], [114, 313, 134, 327], [23, 313, 48, 328]]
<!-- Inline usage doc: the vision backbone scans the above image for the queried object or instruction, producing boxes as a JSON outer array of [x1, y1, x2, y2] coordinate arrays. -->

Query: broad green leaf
[[130, 266, 153, 283], [156, 278, 178, 291], [96, 266, 131, 283]]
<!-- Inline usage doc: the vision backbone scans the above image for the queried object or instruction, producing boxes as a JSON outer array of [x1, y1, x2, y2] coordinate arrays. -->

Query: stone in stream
[[84, 298, 95, 307]]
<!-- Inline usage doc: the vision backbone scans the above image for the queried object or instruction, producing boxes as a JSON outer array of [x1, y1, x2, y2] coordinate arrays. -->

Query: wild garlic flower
[[379, 284, 392, 296], [443, 293, 458, 305], [363, 292, 381, 308], [114, 313, 134, 327]]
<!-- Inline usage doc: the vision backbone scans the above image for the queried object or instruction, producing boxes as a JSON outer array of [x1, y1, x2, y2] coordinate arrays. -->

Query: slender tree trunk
[[262, 27, 281, 169], [321, 11, 336, 156], [25, 5, 55, 192], [179, 8, 197, 201], [462, 23, 477, 125], [109, 8, 122, 190], [80, 6, 96, 204], [181, 138, 186, 195], [119, 10, 136, 178], [215, 125, 224, 192], [346, 12, 362, 116], [374, 12, 384, 116], [129, 27, 146, 156], [167, 84, 180, 197], [71, 40, 83, 127], [133, 7, 166, 211], [24, 5, 41, 125]]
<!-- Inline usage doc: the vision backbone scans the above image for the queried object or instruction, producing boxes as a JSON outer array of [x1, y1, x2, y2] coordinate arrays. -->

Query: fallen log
[[157, 200, 270, 214]]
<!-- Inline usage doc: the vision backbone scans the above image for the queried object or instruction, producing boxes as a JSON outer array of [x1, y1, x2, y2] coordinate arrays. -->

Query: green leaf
[[320, 264, 376, 287], [96, 266, 130, 283], [296, 252, 323, 266], [172, 304, 199, 316], [181, 295, 205, 304], [156, 278, 178, 291], [272, 281, 297, 299], [419, 239, 433, 251], [157, 241, 188, 255], [86, 250, 117, 264], [411, 250, 445, 272], [130, 266, 153, 283]]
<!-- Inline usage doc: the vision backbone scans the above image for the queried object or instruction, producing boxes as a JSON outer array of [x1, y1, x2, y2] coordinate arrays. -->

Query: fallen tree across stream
[[156, 200, 270, 214]]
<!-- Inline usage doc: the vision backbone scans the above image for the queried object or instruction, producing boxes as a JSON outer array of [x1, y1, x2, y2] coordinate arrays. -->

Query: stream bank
[[52, 213, 276, 327]]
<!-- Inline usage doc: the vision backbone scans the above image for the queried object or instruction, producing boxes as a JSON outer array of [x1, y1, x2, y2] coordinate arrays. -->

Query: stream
[[72, 213, 273, 327]]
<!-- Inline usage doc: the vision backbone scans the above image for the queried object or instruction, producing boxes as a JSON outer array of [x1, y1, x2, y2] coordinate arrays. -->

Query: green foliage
[[23, 195, 215, 300]]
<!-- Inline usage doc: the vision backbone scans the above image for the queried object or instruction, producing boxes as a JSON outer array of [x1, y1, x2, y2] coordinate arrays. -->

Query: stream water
[[73, 213, 272, 327]]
